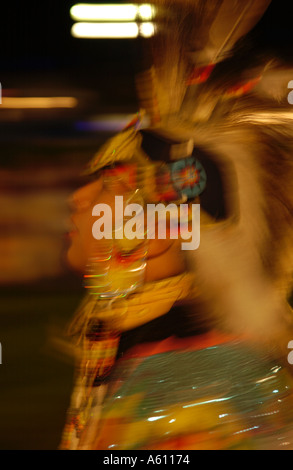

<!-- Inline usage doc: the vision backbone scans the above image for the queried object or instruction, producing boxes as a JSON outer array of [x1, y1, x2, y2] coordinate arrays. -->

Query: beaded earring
[[83, 165, 148, 301]]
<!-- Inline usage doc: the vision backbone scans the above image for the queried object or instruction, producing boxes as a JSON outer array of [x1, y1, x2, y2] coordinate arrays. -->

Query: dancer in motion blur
[[61, 0, 293, 450]]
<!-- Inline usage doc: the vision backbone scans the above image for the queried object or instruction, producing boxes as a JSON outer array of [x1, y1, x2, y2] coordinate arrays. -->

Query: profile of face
[[66, 171, 186, 282], [67, 173, 119, 272]]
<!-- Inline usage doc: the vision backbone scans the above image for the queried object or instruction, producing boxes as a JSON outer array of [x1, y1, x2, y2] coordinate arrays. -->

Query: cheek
[[67, 209, 96, 272], [66, 185, 124, 272]]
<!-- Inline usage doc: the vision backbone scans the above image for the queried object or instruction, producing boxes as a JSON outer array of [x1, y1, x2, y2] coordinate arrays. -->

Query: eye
[[79, 171, 103, 186]]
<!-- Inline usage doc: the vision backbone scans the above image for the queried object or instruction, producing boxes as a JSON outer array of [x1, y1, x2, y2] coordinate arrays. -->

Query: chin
[[66, 244, 86, 274]]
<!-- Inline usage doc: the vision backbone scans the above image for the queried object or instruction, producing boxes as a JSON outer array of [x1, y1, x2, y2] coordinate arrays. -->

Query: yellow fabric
[[69, 272, 197, 340], [61, 272, 197, 450]]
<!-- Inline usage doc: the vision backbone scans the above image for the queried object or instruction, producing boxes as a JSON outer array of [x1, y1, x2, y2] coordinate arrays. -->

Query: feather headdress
[[135, 0, 293, 348]]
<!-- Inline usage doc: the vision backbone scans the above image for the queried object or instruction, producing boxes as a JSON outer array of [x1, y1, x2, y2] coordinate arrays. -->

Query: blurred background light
[[71, 21, 155, 38], [70, 3, 155, 22], [75, 113, 150, 132], [139, 21, 155, 38], [0, 97, 78, 109], [138, 4, 154, 21]]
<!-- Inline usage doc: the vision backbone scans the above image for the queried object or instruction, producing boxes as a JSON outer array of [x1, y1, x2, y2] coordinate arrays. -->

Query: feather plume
[[135, 1, 293, 350], [165, 67, 293, 351], [136, 0, 271, 118]]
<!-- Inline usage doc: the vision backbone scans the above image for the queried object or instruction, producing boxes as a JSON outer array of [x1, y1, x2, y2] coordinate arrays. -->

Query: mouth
[[68, 229, 78, 238], [66, 216, 79, 237]]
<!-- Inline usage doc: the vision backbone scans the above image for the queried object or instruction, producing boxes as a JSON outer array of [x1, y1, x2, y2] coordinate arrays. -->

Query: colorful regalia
[[61, 277, 293, 450], [61, 0, 293, 450]]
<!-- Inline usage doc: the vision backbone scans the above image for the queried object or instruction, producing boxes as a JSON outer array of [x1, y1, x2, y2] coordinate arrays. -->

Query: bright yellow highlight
[[70, 3, 155, 22], [138, 4, 154, 21], [139, 22, 155, 38], [71, 22, 155, 39]]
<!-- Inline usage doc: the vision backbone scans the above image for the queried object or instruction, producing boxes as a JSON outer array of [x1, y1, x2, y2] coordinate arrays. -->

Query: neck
[[144, 240, 186, 282]]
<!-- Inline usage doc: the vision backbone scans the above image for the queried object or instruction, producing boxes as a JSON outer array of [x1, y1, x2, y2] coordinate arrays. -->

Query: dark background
[[0, 0, 292, 450]]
